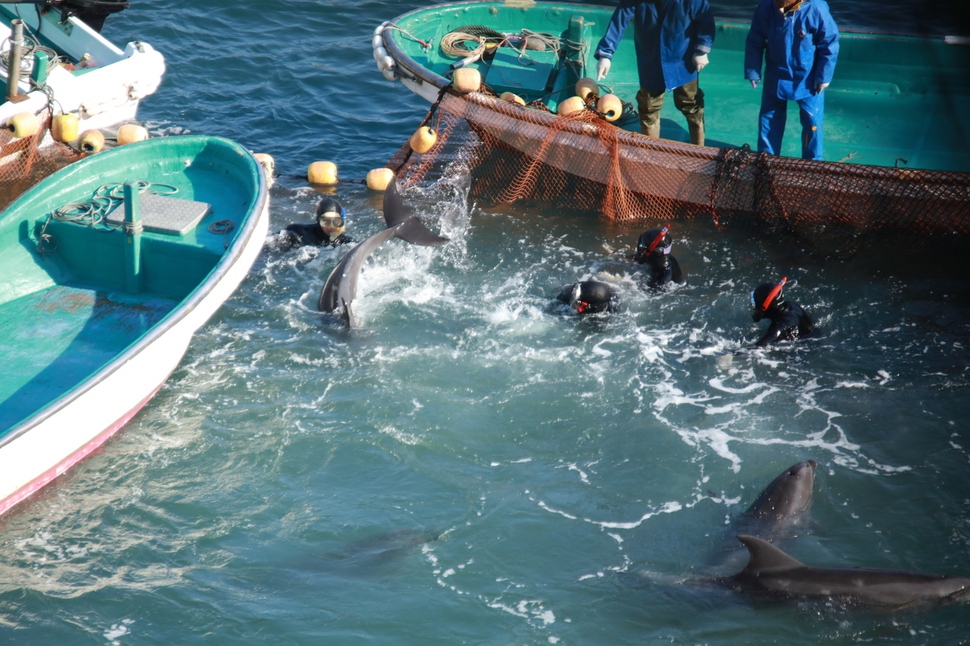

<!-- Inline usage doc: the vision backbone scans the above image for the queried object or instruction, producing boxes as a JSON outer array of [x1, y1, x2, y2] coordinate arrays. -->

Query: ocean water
[[1, 1, 969, 644]]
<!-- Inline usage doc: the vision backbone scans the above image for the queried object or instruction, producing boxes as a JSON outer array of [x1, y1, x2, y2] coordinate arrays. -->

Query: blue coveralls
[[595, 0, 715, 93], [595, 0, 714, 140], [744, 0, 839, 160]]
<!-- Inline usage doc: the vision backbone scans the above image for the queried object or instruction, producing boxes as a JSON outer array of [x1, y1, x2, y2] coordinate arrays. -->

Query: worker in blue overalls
[[594, 0, 715, 146], [744, 0, 839, 160]]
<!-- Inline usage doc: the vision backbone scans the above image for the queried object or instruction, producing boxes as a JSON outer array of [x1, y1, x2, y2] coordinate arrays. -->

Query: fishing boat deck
[[386, 5, 970, 172], [0, 284, 176, 434]]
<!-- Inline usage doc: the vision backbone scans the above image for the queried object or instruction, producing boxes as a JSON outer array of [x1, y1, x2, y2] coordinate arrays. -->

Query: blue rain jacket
[[744, 0, 839, 101], [595, 0, 715, 92]]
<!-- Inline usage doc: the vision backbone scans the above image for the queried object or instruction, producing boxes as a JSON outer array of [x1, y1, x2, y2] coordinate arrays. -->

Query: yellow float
[[78, 129, 105, 153], [557, 96, 586, 116], [409, 126, 437, 154], [6, 112, 40, 139], [452, 68, 481, 94], [117, 123, 149, 145], [366, 168, 395, 192], [51, 113, 79, 143], [499, 92, 526, 106], [575, 77, 599, 101], [308, 160, 338, 185], [597, 93, 623, 122]]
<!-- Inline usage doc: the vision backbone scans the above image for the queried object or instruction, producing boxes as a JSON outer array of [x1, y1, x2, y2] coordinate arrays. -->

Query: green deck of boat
[[0, 136, 261, 437], [389, 3, 970, 172]]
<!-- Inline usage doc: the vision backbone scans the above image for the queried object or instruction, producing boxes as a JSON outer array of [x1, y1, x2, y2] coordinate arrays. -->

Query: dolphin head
[[744, 460, 817, 521]]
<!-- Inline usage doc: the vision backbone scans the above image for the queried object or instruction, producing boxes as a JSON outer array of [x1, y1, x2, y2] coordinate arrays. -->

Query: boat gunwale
[[0, 135, 269, 451]]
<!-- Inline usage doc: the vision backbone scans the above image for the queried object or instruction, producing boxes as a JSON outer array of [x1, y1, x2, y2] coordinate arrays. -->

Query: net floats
[[575, 77, 599, 101], [597, 94, 623, 122], [409, 125, 437, 153], [51, 113, 79, 143], [499, 91, 526, 106], [6, 112, 40, 139], [557, 95, 586, 116], [366, 168, 395, 192], [452, 68, 481, 93], [308, 160, 338, 185], [117, 123, 149, 145], [78, 129, 105, 153]]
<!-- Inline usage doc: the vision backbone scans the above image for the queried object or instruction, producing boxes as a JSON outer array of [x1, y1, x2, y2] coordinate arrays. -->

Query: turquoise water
[[1, 1, 969, 644]]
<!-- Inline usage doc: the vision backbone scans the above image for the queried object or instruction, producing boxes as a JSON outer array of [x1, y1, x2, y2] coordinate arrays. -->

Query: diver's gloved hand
[[693, 53, 709, 71], [596, 57, 611, 80], [815, 81, 830, 93]]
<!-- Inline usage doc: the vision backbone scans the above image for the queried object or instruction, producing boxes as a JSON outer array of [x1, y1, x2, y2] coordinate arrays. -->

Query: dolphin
[[318, 178, 449, 327], [738, 459, 817, 538], [729, 534, 970, 608]]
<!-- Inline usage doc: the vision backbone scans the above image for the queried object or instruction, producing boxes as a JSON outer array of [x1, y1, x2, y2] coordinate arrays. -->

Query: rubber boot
[[688, 112, 705, 146], [688, 121, 705, 146], [641, 116, 661, 138]]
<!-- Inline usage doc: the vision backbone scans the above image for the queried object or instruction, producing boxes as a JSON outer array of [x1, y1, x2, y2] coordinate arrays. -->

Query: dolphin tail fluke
[[382, 179, 450, 246], [396, 216, 450, 246]]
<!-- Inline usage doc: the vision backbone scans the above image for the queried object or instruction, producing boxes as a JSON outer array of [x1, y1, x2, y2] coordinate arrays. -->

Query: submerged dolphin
[[318, 178, 449, 327], [729, 534, 970, 608]]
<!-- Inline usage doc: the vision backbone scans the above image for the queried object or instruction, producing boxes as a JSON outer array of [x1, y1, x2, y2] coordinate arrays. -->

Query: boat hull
[[0, 135, 269, 516]]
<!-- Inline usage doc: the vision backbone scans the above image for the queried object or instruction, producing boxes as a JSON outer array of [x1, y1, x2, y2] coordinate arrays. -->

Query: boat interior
[[390, 3, 970, 172], [0, 139, 259, 434]]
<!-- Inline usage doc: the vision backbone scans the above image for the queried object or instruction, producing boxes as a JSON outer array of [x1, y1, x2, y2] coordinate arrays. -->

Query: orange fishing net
[[0, 112, 81, 211], [389, 89, 970, 245]]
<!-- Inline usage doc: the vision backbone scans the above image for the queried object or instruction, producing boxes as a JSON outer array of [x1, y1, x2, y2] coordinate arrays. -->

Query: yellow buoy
[[499, 91, 526, 106], [452, 68, 481, 94], [597, 93, 623, 122], [409, 126, 437, 154], [78, 129, 105, 154], [308, 160, 338, 185], [557, 95, 586, 117], [51, 113, 79, 143], [117, 123, 149, 145], [575, 77, 599, 101], [366, 168, 395, 192], [6, 112, 40, 139]]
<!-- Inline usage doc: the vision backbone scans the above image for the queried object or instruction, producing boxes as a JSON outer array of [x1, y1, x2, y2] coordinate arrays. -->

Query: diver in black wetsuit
[[557, 280, 619, 314], [633, 225, 684, 288], [751, 277, 818, 347], [276, 197, 354, 251]]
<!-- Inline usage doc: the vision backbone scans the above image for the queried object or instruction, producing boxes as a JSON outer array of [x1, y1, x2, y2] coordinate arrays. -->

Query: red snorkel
[[647, 224, 671, 254], [759, 276, 787, 312]]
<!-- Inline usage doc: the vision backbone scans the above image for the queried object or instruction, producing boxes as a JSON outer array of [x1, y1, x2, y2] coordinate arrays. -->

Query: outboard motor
[[57, 0, 130, 33]]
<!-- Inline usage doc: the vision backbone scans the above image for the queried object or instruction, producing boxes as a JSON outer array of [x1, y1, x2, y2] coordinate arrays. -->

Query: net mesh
[[388, 89, 970, 248], [0, 111, 82, 211]]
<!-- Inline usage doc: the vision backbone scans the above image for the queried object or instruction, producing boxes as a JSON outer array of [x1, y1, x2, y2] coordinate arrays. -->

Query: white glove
[[693, 53, 709, 71], [596, 57, 611, 81], [815, 81, 830, 93]]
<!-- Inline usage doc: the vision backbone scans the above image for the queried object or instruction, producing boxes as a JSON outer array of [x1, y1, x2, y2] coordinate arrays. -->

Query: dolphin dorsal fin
[[738, 534, 806, 574]]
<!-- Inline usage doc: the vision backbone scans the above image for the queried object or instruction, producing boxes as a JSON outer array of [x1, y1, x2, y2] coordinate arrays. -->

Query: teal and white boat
[[0, 134, 269, 516], [373, 0, 970, 238]]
